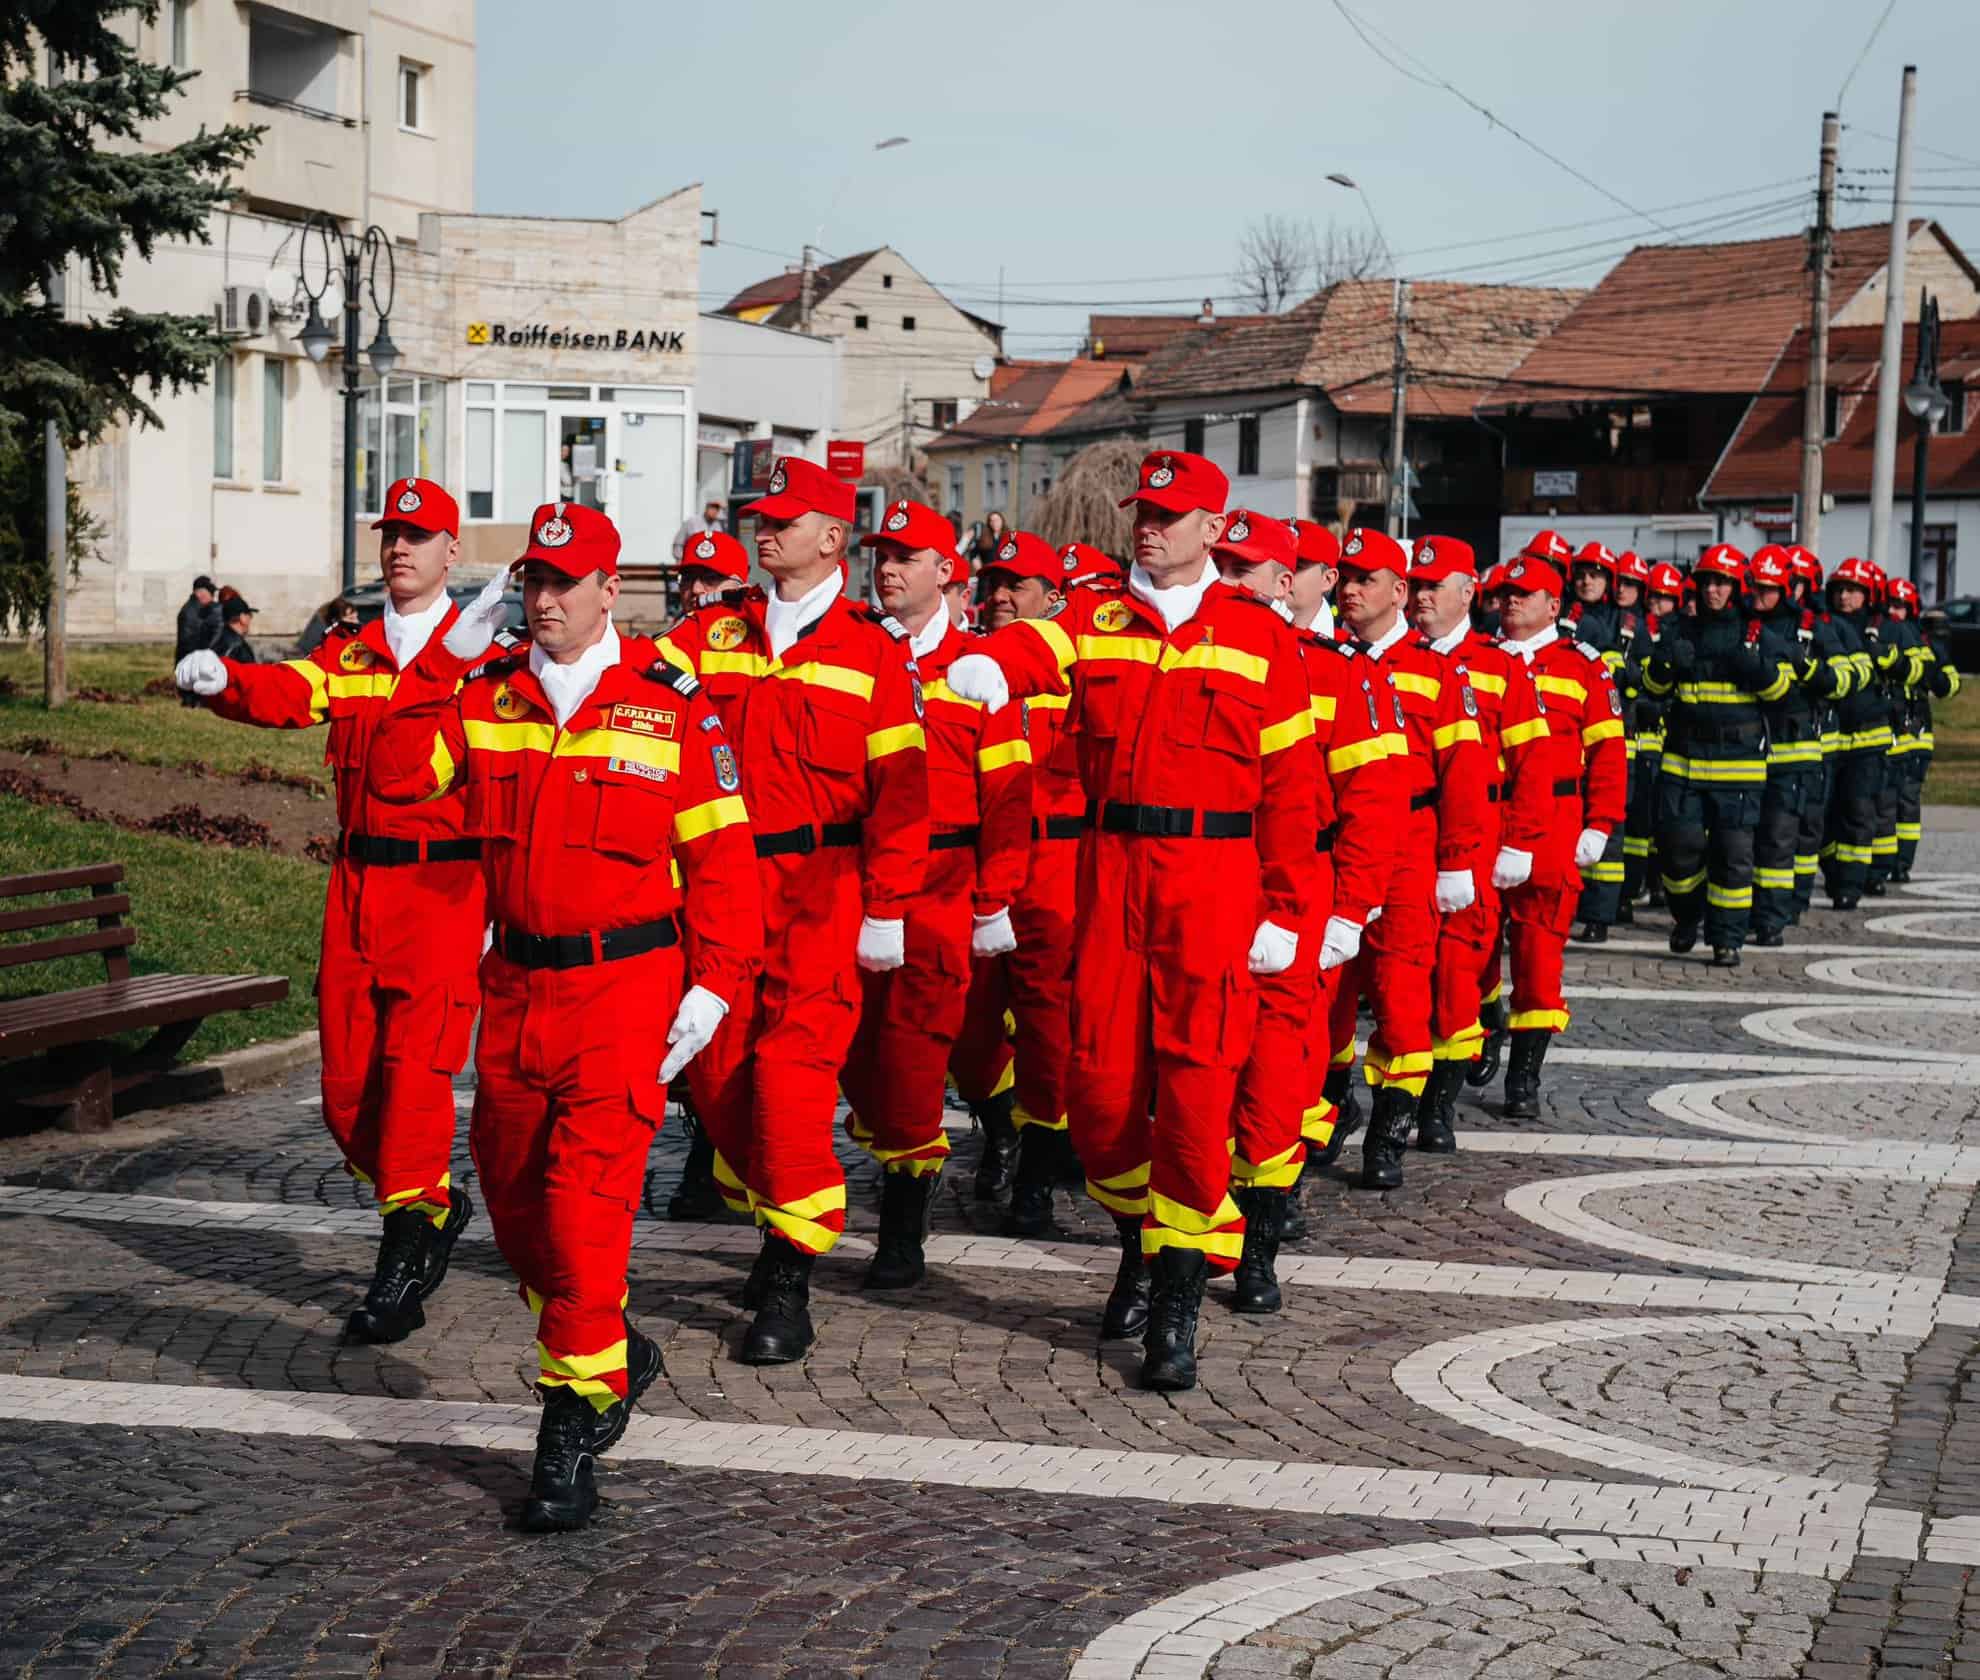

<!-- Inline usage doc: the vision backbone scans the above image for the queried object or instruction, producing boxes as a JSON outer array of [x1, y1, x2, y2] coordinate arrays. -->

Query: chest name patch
[[607, 756, 670, 785], [609, 703, 678, 738]]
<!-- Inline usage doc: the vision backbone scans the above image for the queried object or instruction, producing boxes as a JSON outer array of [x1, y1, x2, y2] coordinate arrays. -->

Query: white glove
[[657, 984, 729, 1084], [946, 653, 1010, 714], [174, 650, 228, 696], [971, 907, 1017, 957], [1574, 827, 1609, 870], [1318, 915, 1362, 971], [1435, 869, 1477, 914], [856, 915, 906, 972], [441, 571, 511, 661], [1366, 904, 1383, 925], [1247, 918, 1298, 975], [1491, 846, 1534, 891]]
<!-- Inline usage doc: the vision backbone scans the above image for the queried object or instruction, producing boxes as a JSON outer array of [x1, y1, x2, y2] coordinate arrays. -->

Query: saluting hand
[[441, 571, 512, 661], [174, 649, 228, 697]]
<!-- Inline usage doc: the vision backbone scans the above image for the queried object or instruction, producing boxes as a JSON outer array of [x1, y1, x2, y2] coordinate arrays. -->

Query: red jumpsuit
[[368, 634, 762, 1409], [1326, 628, 1491, 1096], [207, 618, 484, 1226], [975, 583, 1317, 1270], [843, 619, 1031, 1176], [1503, 632, 1628, 1032], [1232, 632, 1405, 1182], [1429, 631, 1555, 1062], [656, 591, 927, 1253]]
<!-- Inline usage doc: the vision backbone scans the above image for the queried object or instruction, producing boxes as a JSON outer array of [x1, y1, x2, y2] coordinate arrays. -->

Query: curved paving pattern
[[5, 822, 1980, 1676]]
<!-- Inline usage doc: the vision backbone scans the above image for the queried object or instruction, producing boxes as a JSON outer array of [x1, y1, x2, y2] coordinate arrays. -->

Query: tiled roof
[[1130, 280, 1580, 419], [718, 270, 804, 316], [1482, 222, 1917, 408], [924, 360, 1129, 451], [1703, 318, 1980, 501], [761, 250, 882, 330], [1086, 313, 1265, 361]]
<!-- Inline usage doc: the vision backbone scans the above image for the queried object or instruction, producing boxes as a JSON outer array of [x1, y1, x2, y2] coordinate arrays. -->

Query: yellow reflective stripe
[[1229, 1142, 1303, 1188], [1327, 735, 1391, 774], [1676, 680, 1749, 702], [325, 672, 398, 701], [703, 649, 772, 679], [1536, 675, 1586, 703], [1087, 1163, 1151, 1217], [1581, 862, 1624, 882], [1831, 842, 1874, 863], [674, 794, 749, 843], [1026, 692, 1070, 713], [1660, 753, 1766, 783], [1582, 718, 1624, 745], [923, 677, 981, 711], [1662, 868, 1707, 895], [1259, 709, 1315, 756], [537, 1338, 628, 1382], [1897, 822, 1923, 840], [1848, 728, 1894, 750], [1706, 883, 1753, 908], [1432, 1023, 1484, 1061], [1148, 1190, 1241, 1235], [1309, 694, 1338, 723], [655, 637, 699, 676], [1500, 716, 1550, 748], [1025, 614, 1077, 675], [1622, 836, 1652, 857], [1391, 670, 1440, 700], [976, 737, 1032, 772], [560, 728, 682, 772], [285, 659, 333, 722], [1157, 642, 1268, 683], [1755, 665, 1794, 703], [866, 721, 925, 761], [1507, 1007, 1570, 1032], [1432, 719, 1482, 751], [1753, 866, 1796, 889], [1467, 671, 1506, 696], [1142, 1223, 1245, 1262], [773, 661, 875, 700], [1766, 742, 1824, 764], [464, 718, 557, 754], [1075, 635, 1161, 666], [426, 732, 458, 798]]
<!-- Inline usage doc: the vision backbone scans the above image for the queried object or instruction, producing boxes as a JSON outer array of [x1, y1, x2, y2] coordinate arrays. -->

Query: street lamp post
[[1902, 289, 1947, 594], [800, 136, 910, 333], [296, 213, 400, 594], [1326, 173, 1407, 536]]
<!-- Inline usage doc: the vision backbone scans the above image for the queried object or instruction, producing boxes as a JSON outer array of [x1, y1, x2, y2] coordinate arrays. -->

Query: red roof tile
[[1086, 313, 1265, 361], [719, 270, 804, 315], [925, 360, 1129, 451], [1704, 318, 1980, 501]]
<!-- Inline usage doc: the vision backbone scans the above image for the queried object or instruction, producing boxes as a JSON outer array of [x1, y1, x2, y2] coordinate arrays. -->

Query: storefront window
[[357, 375, 448, 512], [501, 409, 546, 521], [462, 381, 691, 525]]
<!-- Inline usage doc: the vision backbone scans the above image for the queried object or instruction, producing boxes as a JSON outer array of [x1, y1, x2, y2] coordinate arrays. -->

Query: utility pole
[[1386, 278, 1410, 538], [43, 264, 67, 711], [1797, 110, 1840, 554], [1867, 65, 1917, 571], [901, 384, 913, 469], [798, 244, 816, 333]]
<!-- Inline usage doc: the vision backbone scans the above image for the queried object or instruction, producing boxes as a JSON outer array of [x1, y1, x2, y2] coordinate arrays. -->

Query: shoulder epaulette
[[492, 627, 523, 651], [644, 661, 702, 699], [853, 604, 911, 641], [1321, 635, 1358, 658], [464, 652, 522, 683], [1575, 640, 1603, 662]]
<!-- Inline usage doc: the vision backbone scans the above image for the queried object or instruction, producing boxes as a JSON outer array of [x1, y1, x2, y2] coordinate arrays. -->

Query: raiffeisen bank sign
[[465, 322, 687, 353]]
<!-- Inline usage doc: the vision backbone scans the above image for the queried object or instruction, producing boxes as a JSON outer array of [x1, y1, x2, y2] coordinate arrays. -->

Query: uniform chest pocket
[[466, 755, 524, 839], [798, 688, 871, 774], [1175, 671, 1263, 759], [581, 763, 677, 862], [324, 711, 367, 769], [1072, 672, 1126, 739]]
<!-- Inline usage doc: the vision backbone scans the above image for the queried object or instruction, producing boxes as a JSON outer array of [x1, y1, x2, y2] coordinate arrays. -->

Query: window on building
[[931, 400, 957, 430], [1937, 380, 1967, 435], [246, 10, 339, 113], [357, 376, 449, 514], [882, 274, 893, 289], [466, 408, 494, 520], [853, 314, 869, 330], [983, 457, 1010, 513], [1824, 386, 1843, 441], [261, 357, 285, 482], [902, 316, 916, 332], [1918, 523, 1957, 605], [1237, 414, 1260, 477], [1183, 417, 1205, 455], [168, 0, 189, 67], [947, 464, 964, 512], [398, 60, 426, 130], [211, 352, 234, 479], [458, 381, 686, 523]]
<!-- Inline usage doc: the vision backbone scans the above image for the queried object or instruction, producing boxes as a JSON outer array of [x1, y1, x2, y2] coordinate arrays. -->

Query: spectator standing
[[673, 498, 728, 562], [176, 575, 221, 705], [295, 596, 359, 659], [970, 510, 1008, 572], [210, 595, 259, 664]]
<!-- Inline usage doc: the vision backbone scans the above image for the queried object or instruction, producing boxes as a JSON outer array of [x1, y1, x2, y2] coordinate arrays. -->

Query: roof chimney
[[1198, 297, 1215, 324]]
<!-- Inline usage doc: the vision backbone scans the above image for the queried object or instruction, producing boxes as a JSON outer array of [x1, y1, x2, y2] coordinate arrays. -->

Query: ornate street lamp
[[1902, 290, 1947, 594]]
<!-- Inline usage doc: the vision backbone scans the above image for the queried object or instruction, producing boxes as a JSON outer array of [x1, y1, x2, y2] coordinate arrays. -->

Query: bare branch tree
[[1233, 214, 1319, 313], [1313, 217, 1388, 288]]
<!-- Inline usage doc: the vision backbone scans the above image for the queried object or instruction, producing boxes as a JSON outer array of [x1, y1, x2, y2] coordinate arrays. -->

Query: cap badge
[[1344, 533, 1364, 557], [1147, 460, 1175, 489], [1227, 517, 1250, 542], [768, 465, 788, 495], [885, 506, 910, 532], [1510, 562, 1527, 580], [395, 486, 422, 514], [1061, 546, 1079, 572], [535, 515, 573, 549], [998, 539, 1017, 561], [1417, 542, 1435, 566], [693, 535, 717, 560]]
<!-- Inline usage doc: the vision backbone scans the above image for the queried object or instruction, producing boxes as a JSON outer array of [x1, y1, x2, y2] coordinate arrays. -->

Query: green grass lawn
[[1925, 683, 1980, 807], [0, 794, 320, 1058], [0, 641, 330, 785]]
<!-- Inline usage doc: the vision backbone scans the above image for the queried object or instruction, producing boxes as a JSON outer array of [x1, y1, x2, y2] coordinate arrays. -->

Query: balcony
[[232, 90, 362, 222], [1503, 462, 1710, 518]]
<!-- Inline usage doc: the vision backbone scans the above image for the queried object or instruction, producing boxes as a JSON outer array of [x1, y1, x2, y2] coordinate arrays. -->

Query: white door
[[616, 409, 686, 567]]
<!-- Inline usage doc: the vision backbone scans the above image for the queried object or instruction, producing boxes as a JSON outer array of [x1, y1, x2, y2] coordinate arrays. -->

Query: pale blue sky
[[475, 0, 1980, 350]]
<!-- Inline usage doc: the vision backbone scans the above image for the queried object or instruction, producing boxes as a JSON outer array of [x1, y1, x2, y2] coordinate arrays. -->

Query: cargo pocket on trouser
[[431, 987, 478, 1076]]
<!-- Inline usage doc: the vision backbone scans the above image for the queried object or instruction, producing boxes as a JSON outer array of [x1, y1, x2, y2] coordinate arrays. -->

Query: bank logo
[[465, 322, 491, 346]]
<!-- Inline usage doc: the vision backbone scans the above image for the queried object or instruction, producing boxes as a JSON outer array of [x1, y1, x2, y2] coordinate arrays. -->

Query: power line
[[1835, 0, 1898, 110]]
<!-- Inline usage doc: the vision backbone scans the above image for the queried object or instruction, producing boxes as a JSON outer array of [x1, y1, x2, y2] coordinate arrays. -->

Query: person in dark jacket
[[1820, 559, 1903, 909], [1563, 543, 1630, 941], [175, 575, 221, 705], [209, 595, 259, 664]]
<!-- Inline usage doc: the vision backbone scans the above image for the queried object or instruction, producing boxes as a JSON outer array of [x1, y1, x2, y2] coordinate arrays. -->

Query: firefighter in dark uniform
[[1624, 563, 1686, 912], [1564, 543, 1629, 942], [1886, 577, 1963, 881], [1820, 558, 1900, 909]]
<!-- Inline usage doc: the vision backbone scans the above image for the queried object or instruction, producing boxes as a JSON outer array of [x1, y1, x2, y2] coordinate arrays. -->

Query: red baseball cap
[[1521, 529, 1575, 564], [1409, 536, 1476, 583], [1501, 555, 1565, 597], [1060, 541, 1122, 585], [1483, 562, 1513, 592], [981, 530, 1064, 585], [949, 547, 971, 585], [1292, 520, 1342, 570], [519, 500, 621, 578], [1337, 528, 1410, 576], [745, 455, 857, 522], [1118, 449, 1228, 515], [860, 498, 960, 562], [372, 477, 459, 537], [1212, 509, 1296, 569], [681, 528, 750, 584]]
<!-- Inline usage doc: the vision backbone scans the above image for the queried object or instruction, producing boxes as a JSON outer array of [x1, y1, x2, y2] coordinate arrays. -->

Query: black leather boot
[[1669, 923, 1699, 954], [1280, 1162, 1309, 1243], [1312, 1066, 1362, 1168], [1615, 898, 1635, 925], [419, 1186, 474, 1302], [1468, 996, 1508, 1088], [1416, 1061, 1462, 1153], [1574, 920, 1608, 944], [1502, 1029, 1551, 1119], [739, 1236, 815, 1365], [1358, 1086, 1418, 1190], [1138, 1248, 1209, 1392], [345, 1207, 435, 1345], [1228, 1187, 1284, 1314], [1100, 1214, 1151, 1340], [863, 1170, 935, 1290], [587, 1319, 664, 1456], [1000, 1125, 1060, 1236], [971, 1091, 1019, 1200], [521, 1387, 600, 1533], [1711, 945, 1742, 968], [666, 1108, 726, 1221]]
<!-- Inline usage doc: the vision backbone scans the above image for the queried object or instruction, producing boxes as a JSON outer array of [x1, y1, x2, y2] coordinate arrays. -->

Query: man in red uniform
[[1406, 537, 1555, 1148], [950, 530, 1087, 1222], [368, 501, 762, 1532], [1060, 542, 1124, 590], [1493, 555, 1628, 1117], [1216, 511, 1404, 1310], [948, 451, 1317, 1392], [842, 500, 1031, 1286], [678, 528, 751, 612], [175, 478, 483, 1345], [655, 456, 927, 1366], [1323, 530, 1492, 1189]]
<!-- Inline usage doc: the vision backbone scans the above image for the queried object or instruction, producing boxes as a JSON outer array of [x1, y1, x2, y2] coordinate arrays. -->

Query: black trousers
[[1657, 776, 1760, 949], [1752, 764, 1819, 937], [1821, 747, 1884, 900]]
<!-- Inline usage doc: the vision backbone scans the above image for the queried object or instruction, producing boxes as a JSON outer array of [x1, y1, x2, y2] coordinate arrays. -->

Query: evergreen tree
[[0, 0, 261, 628]]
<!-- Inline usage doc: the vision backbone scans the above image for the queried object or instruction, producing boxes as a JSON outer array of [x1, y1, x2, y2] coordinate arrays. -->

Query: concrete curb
[[131, 1030, 320, 1112]]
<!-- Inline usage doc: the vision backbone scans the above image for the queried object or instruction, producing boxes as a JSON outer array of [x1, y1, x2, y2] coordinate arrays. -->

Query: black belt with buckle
[[494, 917, 679, 970], [1097, 802, 1253, 839], [754, 821, 862, 858], [1031, 815, 1087, 841], [1409, 788, 1440, 812], [1553, 777, 1581, 797], [1314, 822, 1338, 854], [340, 833, 483, 866], [929, 826, 980, 851]]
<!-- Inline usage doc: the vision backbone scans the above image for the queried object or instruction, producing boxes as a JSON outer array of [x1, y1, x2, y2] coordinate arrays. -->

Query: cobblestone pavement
[[4, 836, 1980, 1676]]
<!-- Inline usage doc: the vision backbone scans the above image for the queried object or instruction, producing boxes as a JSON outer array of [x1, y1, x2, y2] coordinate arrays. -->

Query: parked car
[[342, 578, 527, 637], [1922, 595, 1980, 673]]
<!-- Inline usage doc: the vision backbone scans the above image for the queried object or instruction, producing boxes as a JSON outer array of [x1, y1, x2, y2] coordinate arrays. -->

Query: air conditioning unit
[[214, 285, 271, 338]]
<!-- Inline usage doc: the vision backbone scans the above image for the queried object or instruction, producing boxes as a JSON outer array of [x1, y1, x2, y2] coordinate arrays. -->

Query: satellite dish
[[973, 354, 995, 381]]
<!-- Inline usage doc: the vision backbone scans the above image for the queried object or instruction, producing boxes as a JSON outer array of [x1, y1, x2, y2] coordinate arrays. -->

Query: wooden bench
[[0, 863, 290, 1132]]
